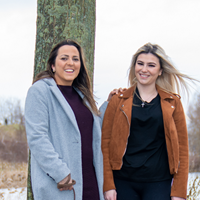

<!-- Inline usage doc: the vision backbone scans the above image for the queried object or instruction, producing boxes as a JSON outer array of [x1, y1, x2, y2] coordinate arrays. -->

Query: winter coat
[[25, 78, 107, 200], [102, 85, 189, 199]]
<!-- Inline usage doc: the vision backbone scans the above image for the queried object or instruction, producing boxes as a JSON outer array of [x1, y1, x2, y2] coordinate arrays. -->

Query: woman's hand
[[171, 197, 185, 200], [104, 189, 117, 200], [58, 174, 74, 191], [107, 88, 127, 102]]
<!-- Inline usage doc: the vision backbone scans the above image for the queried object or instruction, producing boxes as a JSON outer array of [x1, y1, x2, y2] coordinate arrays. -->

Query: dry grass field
[[0, 124, 28, 189], [0, 161, 27, 189], [0, 124, 28, 163]]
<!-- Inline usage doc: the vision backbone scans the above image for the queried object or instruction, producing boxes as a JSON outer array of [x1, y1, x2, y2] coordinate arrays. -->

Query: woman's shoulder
[[25, 79, 57, 109], [171, 93, 181, 100], [26, 78, 55, 101], [30, 78, 55, 92], [168, 92, 182, 102], [113, 86, 135, 100], [157, 86, 181, 101], [108, 86, 135, 107]]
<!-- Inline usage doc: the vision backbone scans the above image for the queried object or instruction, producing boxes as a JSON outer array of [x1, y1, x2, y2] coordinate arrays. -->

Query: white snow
[[0, 173, 199, 199], [0, 187, 26, 200]]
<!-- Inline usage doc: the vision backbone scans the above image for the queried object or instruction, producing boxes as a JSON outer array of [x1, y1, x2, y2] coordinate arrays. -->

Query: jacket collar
[[119, 84, 179, 101], [42, 77, 84, 97], [118, 85, 136, 99], [44, 78, 98, 133], [43, 78, 79, 134], [156, 85, 180, 100]]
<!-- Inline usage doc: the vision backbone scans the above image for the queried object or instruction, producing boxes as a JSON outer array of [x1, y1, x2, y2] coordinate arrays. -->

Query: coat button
[[171, 106, 174, 108], [122, 105, 124, 107], [120, 94, 123, 97]]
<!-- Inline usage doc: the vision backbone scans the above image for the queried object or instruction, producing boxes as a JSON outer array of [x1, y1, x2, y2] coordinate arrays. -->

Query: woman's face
[[52, 45, 81, 86], [135, 53, 162, 88]]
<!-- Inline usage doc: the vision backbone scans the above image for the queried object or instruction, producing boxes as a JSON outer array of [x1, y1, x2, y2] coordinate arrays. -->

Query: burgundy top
[[57, 85, 100, 200]]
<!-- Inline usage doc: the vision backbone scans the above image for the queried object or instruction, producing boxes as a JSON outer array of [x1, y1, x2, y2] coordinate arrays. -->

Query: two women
[[102, 43, 191, 200], [25, 39, 109, 200], [25, 40, 191, 200]]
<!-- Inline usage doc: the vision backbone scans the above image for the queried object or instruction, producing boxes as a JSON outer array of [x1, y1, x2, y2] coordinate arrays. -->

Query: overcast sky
[[0, 0, 200, 112]]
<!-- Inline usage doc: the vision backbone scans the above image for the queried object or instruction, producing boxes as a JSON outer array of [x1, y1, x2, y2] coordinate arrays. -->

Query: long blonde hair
[[128, 43, 196, 95]]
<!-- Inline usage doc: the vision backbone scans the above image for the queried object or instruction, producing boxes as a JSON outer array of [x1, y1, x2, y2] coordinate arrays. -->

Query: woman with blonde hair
[[102, 43, 193, 200]]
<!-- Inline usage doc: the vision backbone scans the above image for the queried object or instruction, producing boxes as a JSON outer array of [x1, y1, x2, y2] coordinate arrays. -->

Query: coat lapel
[[157, 86, 175, 138], [160, 98, 175, 131], [45, 78, 99, 143], [74, 87, 101, 152], [74, 88, 100, 136], [49, 84, 80, 135]]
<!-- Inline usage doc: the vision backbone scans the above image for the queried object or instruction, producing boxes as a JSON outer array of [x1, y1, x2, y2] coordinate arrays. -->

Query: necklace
[[135, 92, 146, 107], [134, 90, 157, 108], [141, 102, 145, 108]]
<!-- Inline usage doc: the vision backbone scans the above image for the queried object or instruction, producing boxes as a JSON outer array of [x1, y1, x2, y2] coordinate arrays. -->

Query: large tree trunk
[[27, 1, 96, 199]]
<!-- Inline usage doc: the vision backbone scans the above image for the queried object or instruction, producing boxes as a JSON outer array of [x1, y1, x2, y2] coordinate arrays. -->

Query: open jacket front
[[102, 85, 189, 199], [25, 78, 107, 200]]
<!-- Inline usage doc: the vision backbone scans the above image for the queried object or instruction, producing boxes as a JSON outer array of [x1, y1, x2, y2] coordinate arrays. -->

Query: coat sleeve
[[171, 98, 189, 199], [101, 95, 118, 192], [99, 101, 109, 127], [25, 84, 70, 183]]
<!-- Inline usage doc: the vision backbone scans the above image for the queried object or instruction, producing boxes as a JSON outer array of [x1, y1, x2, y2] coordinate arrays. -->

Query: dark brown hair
[[34, 39, 99, 115]]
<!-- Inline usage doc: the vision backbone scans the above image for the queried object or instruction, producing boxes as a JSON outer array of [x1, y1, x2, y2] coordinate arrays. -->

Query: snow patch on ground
[[187, 172, 200, 199], [0, 173, 199, 199], [0, 187, 26, 200]]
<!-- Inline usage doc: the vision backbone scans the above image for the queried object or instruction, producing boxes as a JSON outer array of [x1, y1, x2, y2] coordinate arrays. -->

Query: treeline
[[0, 98, 24, 125], [188, 93, 200, 172], [0, 98, 27, 163], [0, 96, 200, 171]]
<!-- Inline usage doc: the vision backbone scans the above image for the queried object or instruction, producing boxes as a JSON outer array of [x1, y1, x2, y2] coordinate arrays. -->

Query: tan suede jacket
[[102, 85, 189, 199]]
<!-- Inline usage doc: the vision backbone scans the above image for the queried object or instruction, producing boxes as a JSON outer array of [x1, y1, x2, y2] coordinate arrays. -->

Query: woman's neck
[[137, 83, 158, 102]]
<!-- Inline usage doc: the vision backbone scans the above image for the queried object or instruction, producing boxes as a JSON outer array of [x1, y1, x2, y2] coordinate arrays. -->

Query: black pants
[[114, 177, 172, 200]]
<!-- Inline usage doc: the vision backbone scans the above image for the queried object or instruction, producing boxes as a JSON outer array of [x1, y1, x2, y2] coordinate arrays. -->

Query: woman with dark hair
[[25, 39, 113, 200], [102, 43, 196, 200]]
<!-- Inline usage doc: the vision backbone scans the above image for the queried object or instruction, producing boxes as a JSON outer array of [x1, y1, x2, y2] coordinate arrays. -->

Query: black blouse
[[113, 88, 173, 182]]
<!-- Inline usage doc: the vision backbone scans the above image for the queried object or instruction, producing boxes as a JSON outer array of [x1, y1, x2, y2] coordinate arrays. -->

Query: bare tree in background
[[188, 93, 200, 172], [0, 98, 27, 165], [28, 1, 96, 199], [0, 98, 24, 125]]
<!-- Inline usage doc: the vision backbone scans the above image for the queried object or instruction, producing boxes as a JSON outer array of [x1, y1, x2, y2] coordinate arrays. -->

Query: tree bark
[[27, 1, 96, 199]]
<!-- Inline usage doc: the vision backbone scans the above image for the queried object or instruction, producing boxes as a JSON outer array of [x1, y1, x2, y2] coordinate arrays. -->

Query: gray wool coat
[[25, 78, 108, 200]]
